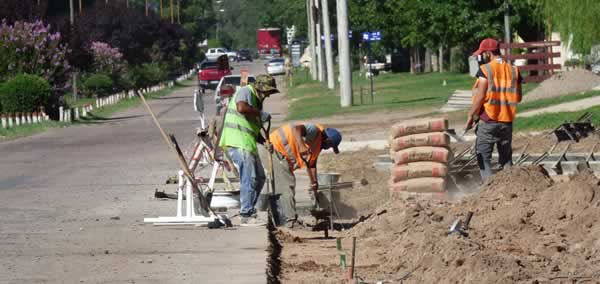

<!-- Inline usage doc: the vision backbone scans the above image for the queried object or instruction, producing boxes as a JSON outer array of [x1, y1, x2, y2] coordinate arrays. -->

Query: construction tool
[[138, 93, 231, 227], [445, 129, 466, 142], [262, 119, 284, 226]]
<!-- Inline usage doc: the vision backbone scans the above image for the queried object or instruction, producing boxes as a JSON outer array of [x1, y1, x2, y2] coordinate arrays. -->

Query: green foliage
[[564, 58, 583, 68], [83, 73, 114, 98], [129, 63, 167, 89], [539, 0, 600, 54], [0, 74, 51, 113]]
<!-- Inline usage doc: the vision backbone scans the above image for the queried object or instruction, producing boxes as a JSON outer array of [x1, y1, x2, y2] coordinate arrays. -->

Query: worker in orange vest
[[465, 38, 523, 181], [258, 123, 342, 227]]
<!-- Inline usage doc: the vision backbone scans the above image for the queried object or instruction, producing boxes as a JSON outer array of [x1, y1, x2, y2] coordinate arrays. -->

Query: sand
[[523, 69, 600, 103], [278, 166, 600, 283]]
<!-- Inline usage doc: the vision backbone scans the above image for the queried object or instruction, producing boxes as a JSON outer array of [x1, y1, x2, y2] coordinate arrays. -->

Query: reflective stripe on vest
[[271, 124, 324, 170], [218, 85, 262, 154], [480, 61, 520, 122], [276, 124, 299, 168]]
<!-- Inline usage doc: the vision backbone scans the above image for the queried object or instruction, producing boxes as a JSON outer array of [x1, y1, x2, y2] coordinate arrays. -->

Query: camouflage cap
[[254, 74, 279, 94]]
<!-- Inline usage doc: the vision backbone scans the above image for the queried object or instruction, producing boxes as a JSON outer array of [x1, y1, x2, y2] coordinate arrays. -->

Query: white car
[[265, 58, 285, 75], [214, 75, 256, 115], [224, 49, 238, 62], [206, 48, 227, 61]]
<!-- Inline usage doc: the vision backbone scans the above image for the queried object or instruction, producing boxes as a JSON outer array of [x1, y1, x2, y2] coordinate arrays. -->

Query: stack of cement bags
[[388, 118, 452, 195]]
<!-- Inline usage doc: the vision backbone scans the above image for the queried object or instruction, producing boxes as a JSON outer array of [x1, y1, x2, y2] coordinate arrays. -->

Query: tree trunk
[[438, 45, 444, 72], [409, 48, 415, 74], [424, 47, 432, 72], [431, 52, 439, 72]]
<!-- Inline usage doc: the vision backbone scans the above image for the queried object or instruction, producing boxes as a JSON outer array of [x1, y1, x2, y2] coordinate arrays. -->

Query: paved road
[[0, 61, 283, 283]]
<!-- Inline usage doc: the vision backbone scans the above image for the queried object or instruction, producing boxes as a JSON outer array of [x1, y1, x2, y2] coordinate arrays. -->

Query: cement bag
[[389, 177, 446, 193], [393, 146, 451, 165], [390, 118, 448, 138], [390, 132, 450, 151], [390, 162, 448, 183]]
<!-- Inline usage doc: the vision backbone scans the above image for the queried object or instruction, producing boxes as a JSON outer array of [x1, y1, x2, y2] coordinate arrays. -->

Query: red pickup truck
[[197, 55, 232, 94]]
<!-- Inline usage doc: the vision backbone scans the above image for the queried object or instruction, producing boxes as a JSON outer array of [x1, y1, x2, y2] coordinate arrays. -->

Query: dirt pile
[[523, 69, 600, 102], [318, 148, 390, 218], [338, 166, 600, 283]]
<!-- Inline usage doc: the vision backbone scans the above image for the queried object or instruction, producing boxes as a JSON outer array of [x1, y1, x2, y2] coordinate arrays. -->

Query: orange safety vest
[[270, 123, 324, 171], [473, 60, 521, 122]]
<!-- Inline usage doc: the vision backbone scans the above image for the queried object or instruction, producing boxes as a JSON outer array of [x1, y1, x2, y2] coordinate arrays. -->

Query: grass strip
[[514, 105, 600, 131], [0, 79, 193, 140]]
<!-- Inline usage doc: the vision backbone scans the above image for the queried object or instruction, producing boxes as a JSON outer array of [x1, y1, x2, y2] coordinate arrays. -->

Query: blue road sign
[[362, 31, 382, 42]]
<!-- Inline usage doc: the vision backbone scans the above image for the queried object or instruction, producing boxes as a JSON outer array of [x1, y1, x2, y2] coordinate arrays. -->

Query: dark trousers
[[475, 120, 513, 181]]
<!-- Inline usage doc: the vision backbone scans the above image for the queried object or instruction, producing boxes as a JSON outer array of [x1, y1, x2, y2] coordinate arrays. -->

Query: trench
[[265, 217, 282, 284]]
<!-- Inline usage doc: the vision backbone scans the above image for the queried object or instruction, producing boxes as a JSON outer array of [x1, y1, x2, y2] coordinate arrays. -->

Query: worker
[[258, 123, 342, 228], [218, 74, 279, 226], [465, 38, 523, 181]]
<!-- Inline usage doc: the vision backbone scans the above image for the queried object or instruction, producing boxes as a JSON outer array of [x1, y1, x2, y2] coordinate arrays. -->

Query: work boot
[[240, 215, 267, 227]]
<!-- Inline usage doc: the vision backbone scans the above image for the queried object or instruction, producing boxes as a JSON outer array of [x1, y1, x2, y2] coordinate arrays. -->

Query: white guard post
[[144, 170, 216, 225]]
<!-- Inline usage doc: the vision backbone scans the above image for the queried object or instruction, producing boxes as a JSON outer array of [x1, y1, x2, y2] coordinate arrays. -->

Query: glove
[[260, 111, 271, 123], [308, 190, 319, 209], [256, 134, 266, 145]]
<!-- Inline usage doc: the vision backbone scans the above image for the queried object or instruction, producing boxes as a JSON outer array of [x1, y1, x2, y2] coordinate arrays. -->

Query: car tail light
[[220, 84, 235, 97]]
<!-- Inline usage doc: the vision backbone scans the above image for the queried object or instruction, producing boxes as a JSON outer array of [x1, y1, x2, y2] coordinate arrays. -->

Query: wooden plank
[[505, 52, 561, 60], [523, 75, 552, 83], [518, 64, 561, 71], [500, 41, 560, 49]]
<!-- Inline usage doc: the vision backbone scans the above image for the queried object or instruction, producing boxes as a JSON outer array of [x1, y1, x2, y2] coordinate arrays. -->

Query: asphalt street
[[0, 60, 281, 283]]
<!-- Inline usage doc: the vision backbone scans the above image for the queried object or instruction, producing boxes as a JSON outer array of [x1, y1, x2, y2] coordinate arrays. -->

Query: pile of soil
[[523, 69, 600, 102], [279, 166, 600, 283], [318, 148, 390, 218]]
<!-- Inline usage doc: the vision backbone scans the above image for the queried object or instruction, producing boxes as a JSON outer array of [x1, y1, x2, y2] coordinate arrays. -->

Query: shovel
[[262, 120, 284, 226], [445, 129, 467, 142]]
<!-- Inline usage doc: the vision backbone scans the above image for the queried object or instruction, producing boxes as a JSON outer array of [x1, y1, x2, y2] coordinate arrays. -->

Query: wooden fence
[[500, 41, 562, 83]]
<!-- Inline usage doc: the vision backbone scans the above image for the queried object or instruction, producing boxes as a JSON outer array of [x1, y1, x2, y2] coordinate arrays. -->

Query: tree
[[539, 0, 600, 54]]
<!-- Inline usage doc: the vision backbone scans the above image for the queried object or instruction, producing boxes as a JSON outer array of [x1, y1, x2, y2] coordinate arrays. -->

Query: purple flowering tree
[[0, 20, 70, 92], [89, 41, 126, 75]]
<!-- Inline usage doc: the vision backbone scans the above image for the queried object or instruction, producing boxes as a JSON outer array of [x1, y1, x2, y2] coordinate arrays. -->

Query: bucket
[[210, 191, 240, 209], [317, 173, 341, 186]]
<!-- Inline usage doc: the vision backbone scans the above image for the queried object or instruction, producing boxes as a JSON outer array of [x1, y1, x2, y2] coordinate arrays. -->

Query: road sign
[[362, 31, 382, 42], [291, 44, 302, 67]]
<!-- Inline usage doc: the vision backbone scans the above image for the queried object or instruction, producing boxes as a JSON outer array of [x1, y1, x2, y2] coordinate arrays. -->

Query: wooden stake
[[145, 0, 149, 16], [78, 0, 82, 15], [348, 237, 356, 280]]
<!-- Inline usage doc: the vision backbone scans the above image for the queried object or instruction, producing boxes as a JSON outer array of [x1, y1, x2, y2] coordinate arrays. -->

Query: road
[[0, 60, 284, 283]]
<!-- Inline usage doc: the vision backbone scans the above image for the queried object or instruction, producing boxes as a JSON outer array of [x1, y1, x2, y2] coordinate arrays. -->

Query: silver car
[[265, 58, 285, 75]]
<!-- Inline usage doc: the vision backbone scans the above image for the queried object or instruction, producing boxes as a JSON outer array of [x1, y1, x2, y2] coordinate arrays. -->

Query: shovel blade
[[267, 194, 286, 226]]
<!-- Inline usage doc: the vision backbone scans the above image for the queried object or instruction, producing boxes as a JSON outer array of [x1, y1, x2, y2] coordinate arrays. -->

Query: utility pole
[[160, 0, 164, 18], [146, 0, 149, 16], [321, 0, 335, 90], [126, 0, 129, 8], [177, 0, 181, 24], [337, 0, 352, 107], [504, 0, 511, 61], [314, 0, 324, 82], [307, 0, 317, 80], [69, 0, 78, 102], [79, 0, 83, 15], [170, 0, 174, 23]]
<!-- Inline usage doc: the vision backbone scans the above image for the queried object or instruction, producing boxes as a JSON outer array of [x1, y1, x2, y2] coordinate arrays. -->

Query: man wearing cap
[[465, 38, 523, 181], [218, 74, 279, 226], [258, 123, 342, 227]]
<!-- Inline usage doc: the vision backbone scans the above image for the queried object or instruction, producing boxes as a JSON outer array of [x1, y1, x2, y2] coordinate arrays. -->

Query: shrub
[[82, 73, 113, 97], [89, 41, 126, 75], [0, 74, 51, 113], [0, 20, 70, 92], [130, 63, 167, 89]]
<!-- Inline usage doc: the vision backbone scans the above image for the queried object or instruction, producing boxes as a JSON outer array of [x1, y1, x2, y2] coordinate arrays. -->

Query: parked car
[[197, 56, 232, 94], [214, 75, 256, 114], [265, 58, 285, 75], [224, 49, 238, 62], [205, 48, 227, 61], [237, 49, 253, 62]]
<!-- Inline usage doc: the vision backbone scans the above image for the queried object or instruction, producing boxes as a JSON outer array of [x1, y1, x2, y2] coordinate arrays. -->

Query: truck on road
[[197, 55, 232, 94], [257, 28, 282, 56]]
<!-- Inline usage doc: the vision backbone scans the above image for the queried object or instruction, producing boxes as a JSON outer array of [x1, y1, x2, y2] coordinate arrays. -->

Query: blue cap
[[322, 128, 342, 154]]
